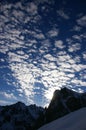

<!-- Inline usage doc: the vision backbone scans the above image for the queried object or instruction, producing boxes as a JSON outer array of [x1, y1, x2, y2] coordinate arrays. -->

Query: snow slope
[[38, 108, 86, 130]]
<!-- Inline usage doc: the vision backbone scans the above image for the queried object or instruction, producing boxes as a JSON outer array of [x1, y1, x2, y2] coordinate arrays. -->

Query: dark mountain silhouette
[[45, 87, 86, 123], [0, 102, 44, 130], [0, 87, 86, 130], [35, 87, 86, 129]]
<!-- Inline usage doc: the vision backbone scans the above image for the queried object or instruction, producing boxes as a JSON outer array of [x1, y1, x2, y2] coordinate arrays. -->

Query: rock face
[[45, 87, 86, 123]]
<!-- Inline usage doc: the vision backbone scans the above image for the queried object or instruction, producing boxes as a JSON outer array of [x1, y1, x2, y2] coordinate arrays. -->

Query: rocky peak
[[45, 87, 86, 123]]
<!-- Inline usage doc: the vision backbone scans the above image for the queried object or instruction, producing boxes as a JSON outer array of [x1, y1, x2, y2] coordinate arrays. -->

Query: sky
[[0, 0, 86, 107]]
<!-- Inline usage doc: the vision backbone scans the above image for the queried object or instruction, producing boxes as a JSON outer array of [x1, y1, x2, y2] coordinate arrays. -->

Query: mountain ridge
[[0, 87, 86, 130]]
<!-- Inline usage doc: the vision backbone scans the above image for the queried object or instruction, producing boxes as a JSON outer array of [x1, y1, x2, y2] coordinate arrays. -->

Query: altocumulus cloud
[[0, 0, 86, 106]]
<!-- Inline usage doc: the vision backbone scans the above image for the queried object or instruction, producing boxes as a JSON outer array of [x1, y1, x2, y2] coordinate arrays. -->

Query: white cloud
[[55, 40, 65, 49], [57, 9, 69, 20], [60, 62, 71, 69], [78, 88, 84, 93], [24, 16, 31, 23], [77, 15, 86, 27], [71, 79, 86, 86], [0, 45, 9, 54], [72, 25, 82, 32], [0, 92, 17, 100], [12, 9, 25, 21], [68, 43, 81, 52], [26, 2, 38, 15], [79, 71, 86, 80], [72, 35, 81, 41], [8, 52, 29, 62], [57, 53, 72, 63], [82, 52, 86, 60], [47, 29, 59, 37], [0, 58, 5, 62], [80, 33, 86, 39], [16, 88, 23, 93], [74, 56, 81, 63], [9, 62, 35, 104], [44, 54, 56, 61], [73, 64, 86, 72], [34, 33, 45, 40], [66, 38, 73, 44]]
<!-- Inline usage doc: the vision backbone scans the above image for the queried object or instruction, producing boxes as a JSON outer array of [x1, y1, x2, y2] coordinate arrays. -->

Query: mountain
[[0, 87, 86, 130], [0, 102, 44, 130], [45, 87, 86, 123], [38, 107, 86, 130], [33, 87, 86, 129]]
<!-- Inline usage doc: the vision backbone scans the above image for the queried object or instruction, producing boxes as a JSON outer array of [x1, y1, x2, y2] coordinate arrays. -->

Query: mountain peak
[[45, 87, 86, 123], [15, 101, 26, 106]]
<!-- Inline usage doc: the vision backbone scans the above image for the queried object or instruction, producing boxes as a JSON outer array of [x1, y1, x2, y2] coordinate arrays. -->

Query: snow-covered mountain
[[38, 107, 86, 130], [0, 102, 44, 130]]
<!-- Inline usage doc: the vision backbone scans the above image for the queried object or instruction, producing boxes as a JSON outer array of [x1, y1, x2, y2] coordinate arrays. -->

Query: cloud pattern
[[0, 0, 86, 106]]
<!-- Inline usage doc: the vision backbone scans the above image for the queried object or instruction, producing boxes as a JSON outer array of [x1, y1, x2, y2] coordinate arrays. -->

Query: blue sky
[[0, 0, 86, 107]]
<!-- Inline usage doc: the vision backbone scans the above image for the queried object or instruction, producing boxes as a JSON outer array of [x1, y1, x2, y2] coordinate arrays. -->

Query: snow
[[38, 108, 86, 130]]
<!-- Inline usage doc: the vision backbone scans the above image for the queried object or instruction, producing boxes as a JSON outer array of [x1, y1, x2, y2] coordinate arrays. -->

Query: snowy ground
[[38, 108, 86, 130]]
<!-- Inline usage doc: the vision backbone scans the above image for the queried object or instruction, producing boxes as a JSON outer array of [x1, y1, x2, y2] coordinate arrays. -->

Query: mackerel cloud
[[0, 0, 86, 106]]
